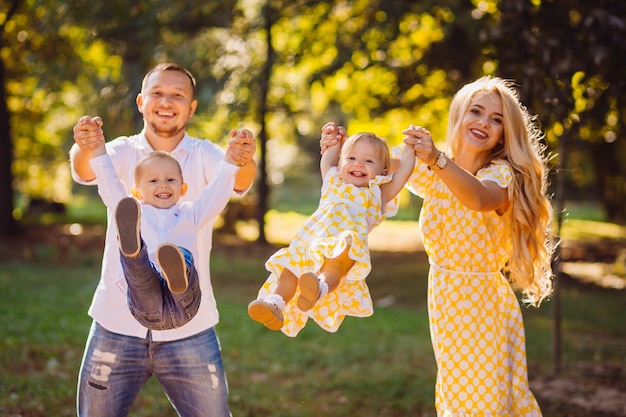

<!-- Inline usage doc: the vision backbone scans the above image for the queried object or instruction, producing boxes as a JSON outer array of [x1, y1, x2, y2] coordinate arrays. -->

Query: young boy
[[90, 139, 242, 330]]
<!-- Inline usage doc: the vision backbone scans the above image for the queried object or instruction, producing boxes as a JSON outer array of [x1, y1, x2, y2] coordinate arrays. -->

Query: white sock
[[319, 280, 329, 298], [264, 294, 286, 311]]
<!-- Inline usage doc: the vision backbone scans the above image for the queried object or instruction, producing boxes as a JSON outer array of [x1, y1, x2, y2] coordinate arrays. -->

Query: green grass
[[0, 262, 95, 416], [1, 230, 625, 416], [0, 249, 434, 417], [1, 199, 625, 416]]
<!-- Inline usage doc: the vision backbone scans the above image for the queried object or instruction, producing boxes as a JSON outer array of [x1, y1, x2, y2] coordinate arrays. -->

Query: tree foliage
[[2, 0, 626, 238], [484, 0, 626, 222], [2, 0, 113, 230], [1, 0, 238, 233]]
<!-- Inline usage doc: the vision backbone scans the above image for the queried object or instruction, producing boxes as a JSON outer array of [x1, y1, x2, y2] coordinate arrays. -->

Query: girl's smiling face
[[339, 139, 385, 187]]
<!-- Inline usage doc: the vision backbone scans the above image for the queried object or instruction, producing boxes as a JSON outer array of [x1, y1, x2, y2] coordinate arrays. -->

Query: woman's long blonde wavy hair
[[447, 76, 556, 306]]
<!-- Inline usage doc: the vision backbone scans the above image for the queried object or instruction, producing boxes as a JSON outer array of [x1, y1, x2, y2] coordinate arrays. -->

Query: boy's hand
[[227, 129, 256, 166], [224, 148, 238, 166], [73, 116, 105, 151]]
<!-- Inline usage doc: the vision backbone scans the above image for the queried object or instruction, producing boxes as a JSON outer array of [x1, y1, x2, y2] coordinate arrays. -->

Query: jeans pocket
[[178, 288, 201, 320], [130, 309, 167, 330]]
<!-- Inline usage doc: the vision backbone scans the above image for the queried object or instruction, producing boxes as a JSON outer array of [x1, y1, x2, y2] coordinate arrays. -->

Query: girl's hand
[[402, 124, 438, 166], [320, 122, 346, 155]]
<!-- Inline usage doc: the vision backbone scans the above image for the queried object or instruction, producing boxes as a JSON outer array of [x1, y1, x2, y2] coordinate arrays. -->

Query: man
[[70, 62, 256, 417]]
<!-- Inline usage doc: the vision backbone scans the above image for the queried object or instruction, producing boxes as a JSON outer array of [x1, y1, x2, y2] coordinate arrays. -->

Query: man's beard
[[148, 121, 186, 139]]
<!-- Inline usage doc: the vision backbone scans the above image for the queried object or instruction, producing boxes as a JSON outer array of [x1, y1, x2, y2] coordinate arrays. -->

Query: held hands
[[227, 129, 256, 167], [73, 116, 105, 151], [319, 122, 439, 166], [402, 124, 438, 166], [319, 122, 347, 155]]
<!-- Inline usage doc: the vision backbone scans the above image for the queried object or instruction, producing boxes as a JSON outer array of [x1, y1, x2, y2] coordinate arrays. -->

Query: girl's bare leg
[[319, 245, 355, 292], [298, 245, 355, 311], [248, 268, 298, 331], [274, 268, 298, 303]]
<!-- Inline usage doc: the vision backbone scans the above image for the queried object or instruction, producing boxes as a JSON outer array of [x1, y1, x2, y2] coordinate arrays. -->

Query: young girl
[[402, 76, 555, 416], [248, 123, 415, 337]]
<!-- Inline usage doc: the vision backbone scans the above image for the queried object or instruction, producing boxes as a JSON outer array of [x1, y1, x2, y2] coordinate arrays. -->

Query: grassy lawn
[[0, 211, 625, 416]]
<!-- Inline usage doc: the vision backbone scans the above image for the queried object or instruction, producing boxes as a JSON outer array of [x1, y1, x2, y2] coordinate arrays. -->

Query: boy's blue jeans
[[120, 243, 200, 330], [77, 322, 231, 417]]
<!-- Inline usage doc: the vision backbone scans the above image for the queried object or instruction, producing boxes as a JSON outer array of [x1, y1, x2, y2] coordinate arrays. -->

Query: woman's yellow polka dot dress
[[258, 167, 399, 337], [406, 159, 542, 416]]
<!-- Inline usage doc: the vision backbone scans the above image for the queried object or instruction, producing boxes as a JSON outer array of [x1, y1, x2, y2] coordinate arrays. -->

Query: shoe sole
[[248, 300, 283, 331], [157, 244, 188, 294], [297, 272, 321, 312], [116, 198, 141, 257]]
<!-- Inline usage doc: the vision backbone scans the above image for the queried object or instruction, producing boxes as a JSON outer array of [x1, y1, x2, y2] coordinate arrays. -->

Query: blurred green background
[[2, 0, 626, 236], [1, 1, 626, 416]]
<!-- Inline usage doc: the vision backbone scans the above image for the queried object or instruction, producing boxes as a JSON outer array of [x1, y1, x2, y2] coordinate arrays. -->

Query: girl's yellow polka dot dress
[[407, 160, 542, 416], [258, 166, 399, 337]]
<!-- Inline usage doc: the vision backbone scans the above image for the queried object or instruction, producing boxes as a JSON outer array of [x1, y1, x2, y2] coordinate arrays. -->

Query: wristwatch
[[428, 151, 448, 170]]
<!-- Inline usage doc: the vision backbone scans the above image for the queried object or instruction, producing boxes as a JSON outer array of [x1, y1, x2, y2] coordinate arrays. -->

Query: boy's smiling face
[[132, 157, 187, 209]]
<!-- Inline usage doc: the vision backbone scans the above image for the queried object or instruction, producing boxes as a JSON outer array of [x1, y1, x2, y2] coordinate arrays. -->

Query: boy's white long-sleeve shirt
[[74, 132, 242, 341], [91, 152, 237, 273]]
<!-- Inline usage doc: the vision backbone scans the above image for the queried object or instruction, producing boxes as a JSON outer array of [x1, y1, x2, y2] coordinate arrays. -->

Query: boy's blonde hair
[[447, 76, 555, 305], [341, 132, 391, 173], [134, 151, 183, 184]]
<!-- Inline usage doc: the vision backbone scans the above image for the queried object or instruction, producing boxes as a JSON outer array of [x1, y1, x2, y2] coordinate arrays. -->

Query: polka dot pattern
[[258, 167, 399, 337], [406, 160, 542, 416]]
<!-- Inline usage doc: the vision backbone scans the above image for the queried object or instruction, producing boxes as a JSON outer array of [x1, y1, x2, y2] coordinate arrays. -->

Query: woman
[[402, 76, 555, 416]]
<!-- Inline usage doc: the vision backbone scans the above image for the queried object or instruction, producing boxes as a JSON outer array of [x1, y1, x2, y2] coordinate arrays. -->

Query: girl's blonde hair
[[341, 132, 391, 173], [447, 76, 555, 305]]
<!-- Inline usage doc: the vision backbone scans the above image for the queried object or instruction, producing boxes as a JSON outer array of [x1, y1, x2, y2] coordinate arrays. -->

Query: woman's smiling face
[[460, 90, 504, 153]]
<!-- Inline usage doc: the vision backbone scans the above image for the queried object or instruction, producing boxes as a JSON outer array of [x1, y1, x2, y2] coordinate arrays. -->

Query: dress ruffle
[[258, 167, 397, 337]]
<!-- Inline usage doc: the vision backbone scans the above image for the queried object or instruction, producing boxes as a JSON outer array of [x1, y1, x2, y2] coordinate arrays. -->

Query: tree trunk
[[255, 0, 275, 244], [590, 140, 626, 224], [0, 59, 16, 237]]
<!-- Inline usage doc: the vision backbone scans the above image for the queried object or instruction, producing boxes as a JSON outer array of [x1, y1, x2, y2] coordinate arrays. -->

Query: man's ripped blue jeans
[[77, 322, 231, 417]]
